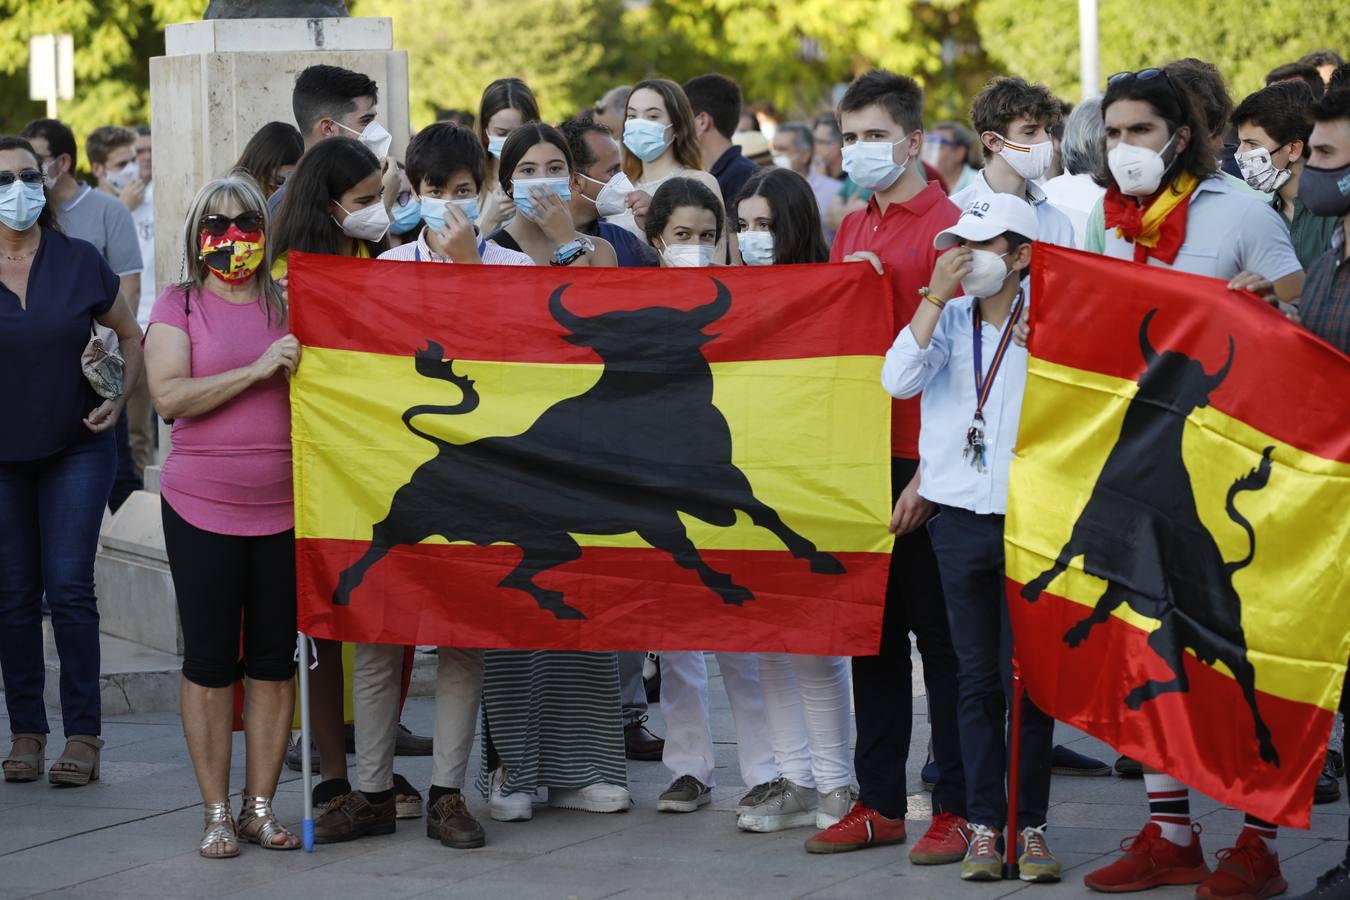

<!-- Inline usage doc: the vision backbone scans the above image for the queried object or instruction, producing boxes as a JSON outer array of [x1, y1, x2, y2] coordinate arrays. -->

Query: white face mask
[[334, 200, 391, 242], [581, 171, 635, 218], [487, 134, 508, 159], [841, 140, 906, 192], [737, 230, 775, 266], [106, 160, 138, 193], [1236, 146, 1292, 194], [993, 134, 1055, 182], [338, 119, 393, 161], [961, 249, 1011, 298], [42, 158, 62, 189], [772, 154, 794, 171], [661, 241, 714, 268], [1107, 134, 1176, 197]]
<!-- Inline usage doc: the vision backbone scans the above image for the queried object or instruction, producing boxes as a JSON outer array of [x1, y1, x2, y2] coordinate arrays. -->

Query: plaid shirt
[[1300, 224, 1350, 356]]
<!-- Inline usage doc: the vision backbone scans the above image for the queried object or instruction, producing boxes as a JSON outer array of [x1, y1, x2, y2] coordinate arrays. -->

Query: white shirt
[[377, 226, 534, 265], [881, 285, 1030, 515], [950, 171, 1077, 249], [132, 181, 155, 328], [1040, 172, 1104, 250]]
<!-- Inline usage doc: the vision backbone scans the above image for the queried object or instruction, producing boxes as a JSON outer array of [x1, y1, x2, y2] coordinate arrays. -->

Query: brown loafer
[[624, 716, 665, 762], [427, 792, 486, 849], [312, 791, 396, 844]]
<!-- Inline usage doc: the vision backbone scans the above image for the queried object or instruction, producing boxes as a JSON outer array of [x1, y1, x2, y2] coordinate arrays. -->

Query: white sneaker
[[548, 783, 632, 813], [815, 784, 858, 830], [736, 777, 818, 833], [489, 766, 533, 822]]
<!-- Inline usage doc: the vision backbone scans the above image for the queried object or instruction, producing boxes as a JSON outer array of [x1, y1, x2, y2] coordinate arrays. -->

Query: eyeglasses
[[200, 211, 264, 236], [0, 170, 44, 187], [924, 135, 960, 147]]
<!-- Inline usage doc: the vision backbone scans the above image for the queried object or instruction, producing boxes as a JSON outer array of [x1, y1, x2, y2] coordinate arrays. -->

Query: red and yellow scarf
[[1103, 173, 1200, 265]]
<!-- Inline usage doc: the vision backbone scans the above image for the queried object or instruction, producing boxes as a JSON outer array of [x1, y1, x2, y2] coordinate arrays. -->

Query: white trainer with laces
[[488, 766, 533, 822], [737, 778, 818, 833], [548, 783, 632, 813], [815, 784, 859, 830]]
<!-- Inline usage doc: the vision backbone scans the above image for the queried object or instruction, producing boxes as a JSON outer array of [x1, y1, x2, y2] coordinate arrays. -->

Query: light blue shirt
[[881, 284, 1030, 515]]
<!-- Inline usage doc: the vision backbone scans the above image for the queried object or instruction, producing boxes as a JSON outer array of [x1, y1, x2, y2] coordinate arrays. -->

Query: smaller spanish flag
[[1006, 244, 1350, 827]]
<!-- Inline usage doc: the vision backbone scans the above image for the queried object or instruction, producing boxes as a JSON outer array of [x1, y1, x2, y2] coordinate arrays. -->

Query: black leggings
[[162, 500, 297, 688]]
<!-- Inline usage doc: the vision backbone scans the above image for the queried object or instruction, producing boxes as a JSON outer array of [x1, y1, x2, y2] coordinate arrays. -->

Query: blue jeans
[[0, 431, 115, 736]]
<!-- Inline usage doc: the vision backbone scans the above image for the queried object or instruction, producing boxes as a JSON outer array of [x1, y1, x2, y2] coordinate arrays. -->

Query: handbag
[[81, 324, 125, 401]]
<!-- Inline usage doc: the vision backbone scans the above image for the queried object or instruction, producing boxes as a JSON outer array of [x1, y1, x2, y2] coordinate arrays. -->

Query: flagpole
[[1004, 657, 1024, 880], [297, 632, 315, 852]]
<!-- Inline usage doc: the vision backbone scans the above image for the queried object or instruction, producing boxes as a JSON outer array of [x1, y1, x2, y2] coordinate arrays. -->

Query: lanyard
[[971, 288, 1026, 421]]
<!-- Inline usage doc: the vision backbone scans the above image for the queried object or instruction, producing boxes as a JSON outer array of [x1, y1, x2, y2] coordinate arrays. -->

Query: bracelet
[[919, 286, 947, 309]]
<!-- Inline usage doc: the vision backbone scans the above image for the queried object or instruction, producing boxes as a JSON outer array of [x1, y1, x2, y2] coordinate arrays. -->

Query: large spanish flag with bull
[[1007, 244, 1350, 827], [287, 251, 894, 656]]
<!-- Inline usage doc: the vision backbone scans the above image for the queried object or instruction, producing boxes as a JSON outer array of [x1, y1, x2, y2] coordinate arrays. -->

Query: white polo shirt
[[949, 171, 1076, 249]]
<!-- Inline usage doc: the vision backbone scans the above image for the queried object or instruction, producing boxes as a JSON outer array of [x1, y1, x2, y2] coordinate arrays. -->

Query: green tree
[[975, 0, 1350, 103]]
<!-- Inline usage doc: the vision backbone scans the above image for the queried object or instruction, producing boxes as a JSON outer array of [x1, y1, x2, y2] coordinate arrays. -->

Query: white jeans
[[659, 650, 776, 788], [353, 644, 484, 792], [757, 653, 853, 792]]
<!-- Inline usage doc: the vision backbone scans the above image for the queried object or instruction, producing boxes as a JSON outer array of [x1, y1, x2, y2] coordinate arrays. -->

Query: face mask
[[199, 226, 265, 283], [921, 139, 943, 169], [841, 140, 905, 192], [512, 177, 572, 218], [338, 120, 393, 160], [1108, 134, 1175, 197], [0, 180, 46, 231], [1298, 160, 1350, 218], [333, 200, 391, 242], [391, 196, 422, 234], [421, 196, 481, 232], [661, 241, 714, 268], [772, 154, 794, 171], [1236, 146, 1292, 194], [737, 230, 775, 266], [961, 249, 1011, 298], [106, 160, 139, 193], [581, 171, 635, 218], [487, 134, 508, 159], [624, 119, 672, 163], [994, 134, 1055, 182], [41, 159, 61, 189]]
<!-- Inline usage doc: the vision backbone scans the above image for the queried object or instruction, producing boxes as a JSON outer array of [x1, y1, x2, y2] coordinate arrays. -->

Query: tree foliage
[[976, 0, 1350, 103]]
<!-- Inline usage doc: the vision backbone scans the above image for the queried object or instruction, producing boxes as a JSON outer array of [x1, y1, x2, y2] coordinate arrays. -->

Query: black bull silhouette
[[1021, 309, 1279, 766], [333, 278, 845, 620]]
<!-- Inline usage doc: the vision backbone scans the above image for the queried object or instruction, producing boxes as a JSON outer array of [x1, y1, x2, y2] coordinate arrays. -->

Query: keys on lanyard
[[964, 289, 1026, 473]]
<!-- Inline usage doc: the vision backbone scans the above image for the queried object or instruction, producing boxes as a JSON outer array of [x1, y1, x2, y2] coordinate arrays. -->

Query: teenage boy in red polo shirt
[[805, 69, 969, 866]]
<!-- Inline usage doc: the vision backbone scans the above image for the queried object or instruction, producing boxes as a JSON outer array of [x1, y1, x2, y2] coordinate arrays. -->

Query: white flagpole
[[1079, 0, 1101, 99], [297, 632, 315, 852]]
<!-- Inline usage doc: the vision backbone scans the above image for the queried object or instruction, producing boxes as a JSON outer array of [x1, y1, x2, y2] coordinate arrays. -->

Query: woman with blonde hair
[[143, 173, 301, 858]]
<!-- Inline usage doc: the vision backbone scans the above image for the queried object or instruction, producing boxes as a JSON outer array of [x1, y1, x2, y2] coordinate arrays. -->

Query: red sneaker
[[1083, 822, 1210, 892], [804, 802, 906, 854], [908, 811, 971, 865], [1196, 830, 1288, 899]]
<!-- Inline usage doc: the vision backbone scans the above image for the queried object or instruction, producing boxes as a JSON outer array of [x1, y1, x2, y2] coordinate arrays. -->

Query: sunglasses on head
[[0, 170, 44, 187], [200, 211, 264, 236]]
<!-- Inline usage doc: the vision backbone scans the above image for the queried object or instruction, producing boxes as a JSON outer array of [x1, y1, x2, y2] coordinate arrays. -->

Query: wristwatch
[[550, 237, 594, 267]]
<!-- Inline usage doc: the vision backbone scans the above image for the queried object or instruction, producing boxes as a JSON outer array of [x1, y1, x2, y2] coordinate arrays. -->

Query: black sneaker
[[286, 735, 320, 773], [1293, 859, 1350, 898], [1316, 769, 1342, 804], [1113, 754, 1143, 778], [1051, 744, 1112, 776], [1329, 749, 1346, 779]]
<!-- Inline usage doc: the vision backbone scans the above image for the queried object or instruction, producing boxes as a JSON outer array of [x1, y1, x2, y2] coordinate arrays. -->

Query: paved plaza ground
[[2, 652, 1346, 899]]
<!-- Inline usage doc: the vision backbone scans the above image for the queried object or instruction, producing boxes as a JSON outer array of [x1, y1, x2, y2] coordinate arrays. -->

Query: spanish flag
[[288, 252, 895, 656], [1006, 244, 1350, 827]]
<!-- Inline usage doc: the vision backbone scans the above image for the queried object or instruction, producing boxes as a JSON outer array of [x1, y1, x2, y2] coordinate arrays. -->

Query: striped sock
[[1143, 773, 1191, 845], [1242, 814, 1278, 852]]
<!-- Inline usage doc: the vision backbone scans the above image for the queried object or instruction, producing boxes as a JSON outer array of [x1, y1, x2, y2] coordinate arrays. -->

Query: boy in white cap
[[881, 192, 1061, 885]]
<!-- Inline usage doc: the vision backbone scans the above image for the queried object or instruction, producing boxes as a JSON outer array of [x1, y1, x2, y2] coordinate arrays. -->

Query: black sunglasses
[[1107, 67, 1183, 102], [0, 170, 44, 187], [200, 211, 264, 236]]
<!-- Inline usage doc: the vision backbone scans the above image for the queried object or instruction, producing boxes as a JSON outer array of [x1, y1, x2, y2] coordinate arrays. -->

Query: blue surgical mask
[[737, 230, 775, 266], [420, 196, 481, 232], [623, 119, 672, 163], [841, 140, 905, 192], [487, 135, 508, 159], [0, 180, 46, 232], [512, 177, 572, 219], [391, 197, 423, 234]]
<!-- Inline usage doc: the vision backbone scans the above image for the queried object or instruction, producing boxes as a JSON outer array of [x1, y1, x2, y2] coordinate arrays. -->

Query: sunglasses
[[200, 211, 264, 236], [0, 170, 44, 187], [1107, 67, 1183, 101]]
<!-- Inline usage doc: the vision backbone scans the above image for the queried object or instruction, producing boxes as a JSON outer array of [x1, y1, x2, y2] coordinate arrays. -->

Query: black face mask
[[1298, 160, 1350, 218]]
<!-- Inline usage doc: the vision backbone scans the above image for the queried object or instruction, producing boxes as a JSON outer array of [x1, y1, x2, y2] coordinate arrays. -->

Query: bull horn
[[688, 278, 732, 329], [548, 283, 586, 332], [1206, 336, 1236, 391], [1139, 308, 1160, 365]]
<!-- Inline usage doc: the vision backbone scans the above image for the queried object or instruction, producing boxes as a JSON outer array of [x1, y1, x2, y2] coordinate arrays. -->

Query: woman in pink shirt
[[144, 174, 300, 859]]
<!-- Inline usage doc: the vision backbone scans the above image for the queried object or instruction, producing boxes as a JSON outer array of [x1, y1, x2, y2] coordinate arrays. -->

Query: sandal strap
[[201, 801, 238, 852], [238, 795, 296, 849]]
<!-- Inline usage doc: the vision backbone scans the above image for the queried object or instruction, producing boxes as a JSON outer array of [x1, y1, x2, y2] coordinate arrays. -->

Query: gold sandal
[[237, 795, 300, 850], [200, 801, 240, 859], [4, 733, 46, 783], [48, 735, 102, 786]]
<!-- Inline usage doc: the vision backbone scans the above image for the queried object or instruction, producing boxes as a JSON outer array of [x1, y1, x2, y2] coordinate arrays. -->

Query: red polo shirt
[[831, 180, 960, 459]]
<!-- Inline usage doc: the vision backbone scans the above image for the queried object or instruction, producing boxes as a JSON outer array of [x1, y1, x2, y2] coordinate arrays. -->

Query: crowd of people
[[1, 42, 1349, 898]]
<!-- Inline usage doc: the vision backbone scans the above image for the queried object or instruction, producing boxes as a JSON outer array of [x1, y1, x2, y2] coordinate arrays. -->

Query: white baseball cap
[[934, 192, 1040, 250]]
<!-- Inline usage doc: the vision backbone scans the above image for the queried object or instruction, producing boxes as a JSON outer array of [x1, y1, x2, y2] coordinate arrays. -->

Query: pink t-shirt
[[148, 284, 292, 536]]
